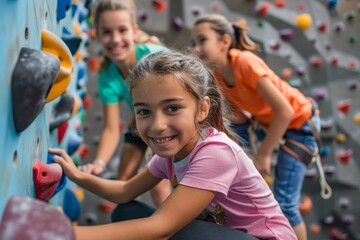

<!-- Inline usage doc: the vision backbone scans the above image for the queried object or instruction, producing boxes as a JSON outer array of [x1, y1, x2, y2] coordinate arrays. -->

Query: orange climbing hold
[[310, 56, 323, 68], [281, 68, 292, 79], [152, 0, 167, 12], [274, 0, 286, 8], [88, 57, 101, 71], [256, 2, 270, 15], [347, 60, 357, 69], [354, 113, 360, 125], [310, 224, 321, 234], [298, 195, 312, 214]]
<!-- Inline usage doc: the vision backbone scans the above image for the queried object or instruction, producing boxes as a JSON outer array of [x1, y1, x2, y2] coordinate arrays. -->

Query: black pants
[[111, 200, 259, 240]]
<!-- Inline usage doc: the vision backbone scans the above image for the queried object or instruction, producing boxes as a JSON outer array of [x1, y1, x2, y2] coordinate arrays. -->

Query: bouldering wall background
[[0, 0, 359, 239]]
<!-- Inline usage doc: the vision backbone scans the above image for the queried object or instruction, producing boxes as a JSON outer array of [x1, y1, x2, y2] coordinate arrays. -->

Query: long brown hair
[[129, 50, 239, 142], [93, 0, 163, 71], [194, 14, 259, 53]]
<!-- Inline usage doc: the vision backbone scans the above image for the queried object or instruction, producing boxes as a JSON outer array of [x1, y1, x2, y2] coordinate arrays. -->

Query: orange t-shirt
[[214, 49, 312, 129]]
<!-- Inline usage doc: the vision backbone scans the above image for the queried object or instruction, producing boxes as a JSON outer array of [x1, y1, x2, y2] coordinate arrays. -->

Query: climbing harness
[[247, 102, 332, 200]]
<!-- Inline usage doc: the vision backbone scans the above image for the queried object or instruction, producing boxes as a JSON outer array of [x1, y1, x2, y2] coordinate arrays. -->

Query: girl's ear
[[197, 96, 211, 122], [133, 24, 139, 35], [221, 33, 232, 50]]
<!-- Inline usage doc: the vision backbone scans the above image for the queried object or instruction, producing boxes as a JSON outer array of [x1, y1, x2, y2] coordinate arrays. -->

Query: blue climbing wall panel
[[0, 0, 88, 220]]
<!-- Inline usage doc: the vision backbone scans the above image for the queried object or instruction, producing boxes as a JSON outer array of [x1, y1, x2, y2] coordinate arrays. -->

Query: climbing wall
[[133, 0, 360, 239], [0, 0, 92, 237]]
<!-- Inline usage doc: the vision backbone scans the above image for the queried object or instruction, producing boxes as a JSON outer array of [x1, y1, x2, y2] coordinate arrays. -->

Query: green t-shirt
[[97, 44, 167, 110]]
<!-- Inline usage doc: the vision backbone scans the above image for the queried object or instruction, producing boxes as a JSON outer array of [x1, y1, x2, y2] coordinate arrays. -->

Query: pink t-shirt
[[148, 128, 296, 240]]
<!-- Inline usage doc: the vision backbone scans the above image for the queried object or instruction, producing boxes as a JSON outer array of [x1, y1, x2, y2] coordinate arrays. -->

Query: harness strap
[[280, 139, 313, 166]]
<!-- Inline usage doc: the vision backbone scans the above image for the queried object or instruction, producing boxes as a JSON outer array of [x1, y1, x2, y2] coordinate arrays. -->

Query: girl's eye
[[119, 27, 128, 33], [136, 109, 149, 116], [101, 30, 111, 35], [167, 106, 180, 113], [199, 38, 207, 44]]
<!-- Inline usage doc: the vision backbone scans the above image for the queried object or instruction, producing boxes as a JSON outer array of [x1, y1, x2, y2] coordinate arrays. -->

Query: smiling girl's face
[[132, 74, 207, 161], [191, 22, 228, 68], [97, 10, 138, 65]]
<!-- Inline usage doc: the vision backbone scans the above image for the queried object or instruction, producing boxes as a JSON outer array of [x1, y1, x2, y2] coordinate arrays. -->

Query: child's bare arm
[[50, 148, 160, 203], [74, 185, 215, 240]]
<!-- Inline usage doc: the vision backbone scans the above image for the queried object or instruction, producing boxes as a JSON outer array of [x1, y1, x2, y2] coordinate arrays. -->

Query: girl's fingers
[[48, 148, 67, 158]]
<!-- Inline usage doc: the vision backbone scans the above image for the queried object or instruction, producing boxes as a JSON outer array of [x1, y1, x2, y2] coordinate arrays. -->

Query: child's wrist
[[94, 159, 106, 170]]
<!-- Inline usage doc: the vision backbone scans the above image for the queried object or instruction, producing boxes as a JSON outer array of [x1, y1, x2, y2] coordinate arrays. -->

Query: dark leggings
[[111, 200, 259, 240]]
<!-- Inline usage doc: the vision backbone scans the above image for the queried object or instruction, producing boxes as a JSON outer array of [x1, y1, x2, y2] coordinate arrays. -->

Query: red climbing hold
[[33, 160, 63, 201], [310, 56, 323, 68], [337, 148, 352, 164], [317, 22, 327, 33], [152, 0, 167, 12], [337, 99, 352, 114], [274, 0, 286, 8], [256, 2, 270, 15]]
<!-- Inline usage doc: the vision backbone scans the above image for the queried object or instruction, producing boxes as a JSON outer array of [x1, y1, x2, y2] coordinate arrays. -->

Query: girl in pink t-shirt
[[51, 51, 296, 240]]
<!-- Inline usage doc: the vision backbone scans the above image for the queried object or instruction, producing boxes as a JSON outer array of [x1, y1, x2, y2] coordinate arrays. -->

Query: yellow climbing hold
[[74, 187, 85, 202], [354, 113, 360, 125], [295, 13, 312, 30], [264, 175, 273, 185], [336, 133, 346, 143]]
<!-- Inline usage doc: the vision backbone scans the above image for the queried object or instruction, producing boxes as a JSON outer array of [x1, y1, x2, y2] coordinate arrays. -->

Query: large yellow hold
[[295, 13, 312, 30]]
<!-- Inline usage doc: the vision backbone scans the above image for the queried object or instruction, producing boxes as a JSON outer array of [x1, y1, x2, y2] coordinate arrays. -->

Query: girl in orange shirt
[[191, 13, 328, 240]]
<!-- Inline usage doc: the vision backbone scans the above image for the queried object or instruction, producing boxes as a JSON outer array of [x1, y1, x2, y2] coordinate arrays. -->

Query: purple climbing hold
[[304, 167, 317, 179], [269, 40, 280, 51], [347, 80, 358, 90], [139, 11, 149, 22], [342, 213, 355, 225], [279, 28, 294, 41], [172, 17, 184, 31], [333, 21, 344, 33], [323, 165, 336, 177], [321, 118, 334, 131], [338, 197, 350, 209], [296, 66, 306, 77], [0, 195, 75, 240], [191, 6, 204, 16], [311, 88, 329, 101]]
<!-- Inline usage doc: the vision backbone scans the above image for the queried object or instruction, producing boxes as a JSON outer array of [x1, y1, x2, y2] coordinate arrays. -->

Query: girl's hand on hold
[[253, 154, 271, 177], [48, 148, 81, 181], [78, 160, 105, 175]]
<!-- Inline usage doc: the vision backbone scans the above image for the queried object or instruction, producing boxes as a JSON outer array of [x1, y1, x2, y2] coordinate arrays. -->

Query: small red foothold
[[337, 99, 352, 114], [274, 0, 286, 8], [337, 149, 352, 164], [311, 56, 323, 68], [152, 0, 167, 12], [256, 2, 270, 15], [317, 22, 327, 33]]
